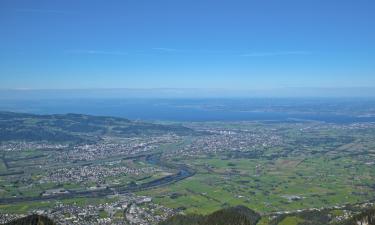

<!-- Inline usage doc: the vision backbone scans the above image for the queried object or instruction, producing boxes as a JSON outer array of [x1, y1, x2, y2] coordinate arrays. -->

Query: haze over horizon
[[1, 0, 375, 92], [1, 87, 375, 99]]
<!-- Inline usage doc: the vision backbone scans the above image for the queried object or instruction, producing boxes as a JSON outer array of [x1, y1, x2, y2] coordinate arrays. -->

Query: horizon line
[[1, 86, 375, 91]]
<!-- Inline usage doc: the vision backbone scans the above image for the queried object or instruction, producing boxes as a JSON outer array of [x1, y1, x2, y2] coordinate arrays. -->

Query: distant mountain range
[[1, 87, 375, 100], [0, 111, 196, 143]]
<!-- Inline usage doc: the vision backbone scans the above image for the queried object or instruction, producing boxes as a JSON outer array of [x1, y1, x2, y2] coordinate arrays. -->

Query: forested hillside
[[159, 205, 261, 225]]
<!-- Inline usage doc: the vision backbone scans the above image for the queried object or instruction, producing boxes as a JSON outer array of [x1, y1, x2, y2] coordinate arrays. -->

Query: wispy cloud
[[65, 50, 128, 56], [15, 8, 75, 15], [241, 51, 312, 57]]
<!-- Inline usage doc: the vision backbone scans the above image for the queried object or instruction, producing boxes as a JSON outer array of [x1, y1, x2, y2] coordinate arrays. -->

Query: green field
[[141, 124, 375, 214], [140, 133, 375, 215], [1, 117, 375, 225]]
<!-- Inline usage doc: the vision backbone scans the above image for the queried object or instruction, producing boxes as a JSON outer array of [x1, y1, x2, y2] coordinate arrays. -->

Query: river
[[0, 153, 194, 204]]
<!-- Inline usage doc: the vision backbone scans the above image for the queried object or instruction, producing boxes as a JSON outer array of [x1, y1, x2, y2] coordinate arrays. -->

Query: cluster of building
[[0, 214, 26, 224], [299, 122, 375, 132], [124, 201, 175, 225], [0, 141, 67, 152], [168, 128, 282, 157], [0, 194, 176, 225], [40, 164, 158, 185], [54, 135, 180, 162], [270, 202, 375, 224]]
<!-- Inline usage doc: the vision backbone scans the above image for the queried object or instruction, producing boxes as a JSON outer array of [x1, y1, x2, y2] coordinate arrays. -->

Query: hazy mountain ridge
[[0, 111, 196, 143]]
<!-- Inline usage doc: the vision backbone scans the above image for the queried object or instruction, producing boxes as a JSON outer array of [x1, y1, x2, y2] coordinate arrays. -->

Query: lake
[[1, 98, 375, 123]]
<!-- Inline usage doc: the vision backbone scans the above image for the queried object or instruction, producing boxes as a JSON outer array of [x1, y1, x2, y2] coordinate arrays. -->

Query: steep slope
[[159, 205, 261, 225]]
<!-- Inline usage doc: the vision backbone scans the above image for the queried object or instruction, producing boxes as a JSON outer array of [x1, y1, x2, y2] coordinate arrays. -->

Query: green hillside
[[0, 111, 196, 143], [159, 205, 261, 225]]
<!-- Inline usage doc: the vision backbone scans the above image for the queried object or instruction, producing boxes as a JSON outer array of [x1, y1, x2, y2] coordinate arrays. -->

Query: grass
[[0, 201, 54, 214], [278, 216, 304, 225], [99, 210, 109, 218]]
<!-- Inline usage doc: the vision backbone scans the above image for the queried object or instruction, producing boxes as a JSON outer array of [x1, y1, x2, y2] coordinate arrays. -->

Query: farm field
[[141, 153, 375, 214], [1, 112, 375, 224]]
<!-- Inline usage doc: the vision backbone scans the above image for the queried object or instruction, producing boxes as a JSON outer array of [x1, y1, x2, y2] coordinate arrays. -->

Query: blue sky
[[0, 0, 374, 90]]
